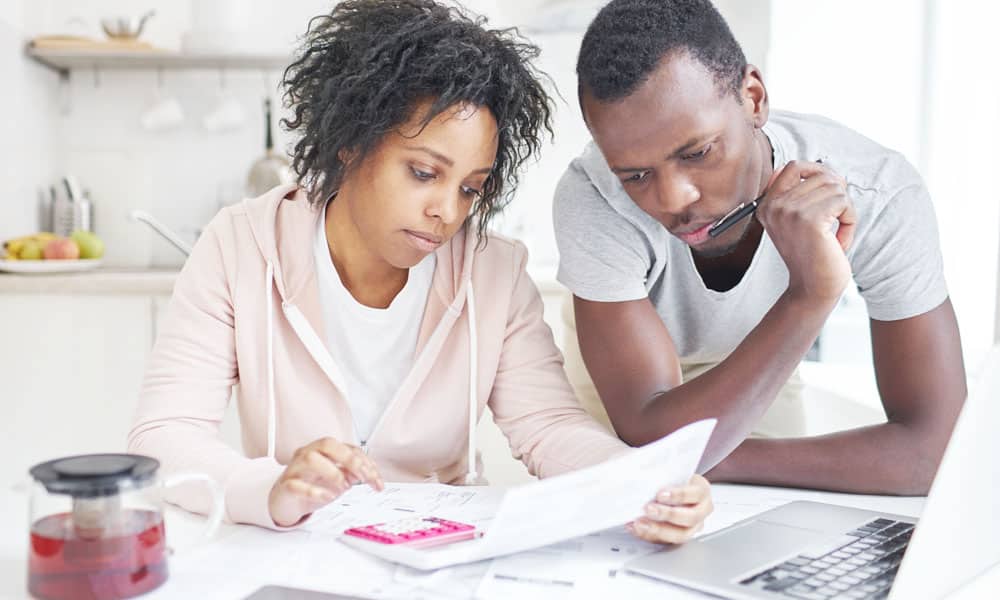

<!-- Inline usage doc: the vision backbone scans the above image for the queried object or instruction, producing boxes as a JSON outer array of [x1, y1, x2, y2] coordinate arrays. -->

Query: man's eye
[[623, 171, 651, 184], [411, 167, 435, 181], [681, 145, 712, 161]]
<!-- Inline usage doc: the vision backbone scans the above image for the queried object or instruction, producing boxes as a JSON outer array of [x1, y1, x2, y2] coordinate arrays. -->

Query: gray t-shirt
[[554, 110, 948, 367]]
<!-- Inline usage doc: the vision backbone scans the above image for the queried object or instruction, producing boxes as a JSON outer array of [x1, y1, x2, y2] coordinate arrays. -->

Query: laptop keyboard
[[739, 518, 915, 600]]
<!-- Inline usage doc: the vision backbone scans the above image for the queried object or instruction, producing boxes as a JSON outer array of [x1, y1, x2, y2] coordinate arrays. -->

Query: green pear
[[70, 230, 105, 259]]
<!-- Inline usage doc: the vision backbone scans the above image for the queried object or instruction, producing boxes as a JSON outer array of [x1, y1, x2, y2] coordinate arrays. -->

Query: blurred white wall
[[767, 0, 1000, 373], [2, 0, 995, 371], [0, 3, 60, 243]]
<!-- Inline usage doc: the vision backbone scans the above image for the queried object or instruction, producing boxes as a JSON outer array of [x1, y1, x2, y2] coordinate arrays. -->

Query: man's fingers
[[835, 197, 858, 251], [767, 160, 832, 197]]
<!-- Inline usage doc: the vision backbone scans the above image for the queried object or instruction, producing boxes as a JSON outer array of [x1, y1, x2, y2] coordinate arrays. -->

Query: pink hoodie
[[128, 184, 629, 530]]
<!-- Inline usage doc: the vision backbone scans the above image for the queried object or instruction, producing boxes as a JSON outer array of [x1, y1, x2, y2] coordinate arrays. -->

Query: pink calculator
[[343, 516, 478, 548]]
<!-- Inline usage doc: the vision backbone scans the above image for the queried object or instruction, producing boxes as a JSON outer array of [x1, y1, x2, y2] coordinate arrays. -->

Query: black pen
[[707, 194, 762, 238], [707, 158, 823, 239]]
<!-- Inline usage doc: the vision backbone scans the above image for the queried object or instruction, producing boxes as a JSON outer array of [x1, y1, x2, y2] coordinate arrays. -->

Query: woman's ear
[[337, 147, 360, 167]]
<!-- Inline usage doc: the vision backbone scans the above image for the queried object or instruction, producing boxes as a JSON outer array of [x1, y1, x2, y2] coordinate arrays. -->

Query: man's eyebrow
[[609, 135, 714, 173], [669, 135, 712, 157]]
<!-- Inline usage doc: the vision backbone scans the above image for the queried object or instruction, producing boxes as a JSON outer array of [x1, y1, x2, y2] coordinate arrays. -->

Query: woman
[[129, 0, 711, 543]]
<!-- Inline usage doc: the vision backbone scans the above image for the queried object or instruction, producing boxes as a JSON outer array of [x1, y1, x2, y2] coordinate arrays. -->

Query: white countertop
[[0, 265, 566, 297], [4, 482, 995, 599], [0, 267, 179, 295]]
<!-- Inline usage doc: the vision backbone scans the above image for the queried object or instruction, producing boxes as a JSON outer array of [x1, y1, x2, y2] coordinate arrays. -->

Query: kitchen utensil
[[50, 176, 93, 236], [27, 453, 222, 600], [245, 97, 293, 197], [100, 10, 156, 41]]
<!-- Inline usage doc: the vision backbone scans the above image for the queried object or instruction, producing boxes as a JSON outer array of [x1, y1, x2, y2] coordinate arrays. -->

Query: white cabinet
[[0, 294, 155, 485]]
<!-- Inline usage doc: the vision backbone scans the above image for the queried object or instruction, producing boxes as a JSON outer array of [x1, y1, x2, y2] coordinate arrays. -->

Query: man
[[553, 0, 966, 494]]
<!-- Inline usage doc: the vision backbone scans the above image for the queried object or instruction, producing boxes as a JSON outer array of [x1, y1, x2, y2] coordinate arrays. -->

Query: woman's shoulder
[[473, 231, 530, 274]]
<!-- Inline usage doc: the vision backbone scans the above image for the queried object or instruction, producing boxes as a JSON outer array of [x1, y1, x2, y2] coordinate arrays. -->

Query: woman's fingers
[[655, 474, 712, 507], [632, 475, 713, 545], [284, 477, 338, 503], [311, 438, 385, 491], [643, 502, 706, 528], [628, 518, 705, 544]]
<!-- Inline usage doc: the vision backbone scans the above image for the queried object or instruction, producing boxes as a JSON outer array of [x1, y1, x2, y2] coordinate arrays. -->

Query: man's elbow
[[606, 410, 662, 447], [892, 422, 954, 496]]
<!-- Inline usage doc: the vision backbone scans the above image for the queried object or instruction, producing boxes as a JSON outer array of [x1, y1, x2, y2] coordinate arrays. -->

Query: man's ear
[[741, 64, 769, 129]]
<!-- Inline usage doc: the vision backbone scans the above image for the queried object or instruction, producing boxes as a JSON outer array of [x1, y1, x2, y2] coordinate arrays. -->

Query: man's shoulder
[[768, 110, 922, 196], [554, 141, 662, 238]]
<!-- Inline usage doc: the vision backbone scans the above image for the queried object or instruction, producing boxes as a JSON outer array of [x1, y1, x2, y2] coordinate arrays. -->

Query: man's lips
[[671, 222, 715, 246]]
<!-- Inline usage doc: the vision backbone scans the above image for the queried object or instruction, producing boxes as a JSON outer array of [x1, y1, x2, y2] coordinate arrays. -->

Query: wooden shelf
[[27, 45, 291, 75]]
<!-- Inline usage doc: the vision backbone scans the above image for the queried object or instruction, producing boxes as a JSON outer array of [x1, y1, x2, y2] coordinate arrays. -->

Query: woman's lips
[[673, 222, 715, 246], [404, 230, 443, 252]]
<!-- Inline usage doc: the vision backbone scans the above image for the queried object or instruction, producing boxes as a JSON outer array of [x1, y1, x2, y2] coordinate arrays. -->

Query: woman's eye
[[411, 167, 435, 181], [461, 186, 482, 199], [681, 145, 712, 161]]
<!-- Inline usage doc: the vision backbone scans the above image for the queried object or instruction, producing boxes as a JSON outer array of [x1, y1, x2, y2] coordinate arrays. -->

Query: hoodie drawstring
[[261, 257, 479, 485], [266, 261, 277, 460], [465, 284, 478, 485]]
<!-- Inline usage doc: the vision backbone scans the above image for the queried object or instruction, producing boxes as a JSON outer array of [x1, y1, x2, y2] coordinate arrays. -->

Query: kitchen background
[[2, 0, 998, 484]]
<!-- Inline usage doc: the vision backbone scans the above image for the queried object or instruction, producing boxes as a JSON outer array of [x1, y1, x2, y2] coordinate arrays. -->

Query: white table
[[2, 483, 996, 599]]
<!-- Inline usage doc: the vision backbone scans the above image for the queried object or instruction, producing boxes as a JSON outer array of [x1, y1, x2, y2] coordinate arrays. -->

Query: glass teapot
[[27, 454, 223, 600]]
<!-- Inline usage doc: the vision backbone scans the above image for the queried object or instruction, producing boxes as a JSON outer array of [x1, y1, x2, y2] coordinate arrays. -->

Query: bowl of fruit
[[0, 231, 105, 273]]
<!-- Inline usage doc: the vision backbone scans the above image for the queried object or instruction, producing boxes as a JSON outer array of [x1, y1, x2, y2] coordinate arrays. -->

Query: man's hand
[[269, 437, 385, 527], [756, 160, 857, 305], [627, 474, 713, 544]]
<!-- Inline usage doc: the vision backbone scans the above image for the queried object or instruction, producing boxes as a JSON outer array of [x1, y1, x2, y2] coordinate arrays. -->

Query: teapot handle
[[161, 473, 224, 549]]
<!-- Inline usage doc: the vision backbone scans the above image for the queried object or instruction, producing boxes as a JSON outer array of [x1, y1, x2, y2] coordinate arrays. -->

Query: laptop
[[625, 344, 1000, 600]]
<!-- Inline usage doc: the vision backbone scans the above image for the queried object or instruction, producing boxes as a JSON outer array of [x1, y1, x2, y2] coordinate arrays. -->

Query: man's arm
[[576, 290, 837, 471], [707, 299, 966, 495], [578, 161, 855, 470]]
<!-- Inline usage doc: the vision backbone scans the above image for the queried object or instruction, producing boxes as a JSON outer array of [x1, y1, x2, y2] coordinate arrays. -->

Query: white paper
[[475, 526, 662, 599], [340, 419, 716, 570], [479, 418, 715, 556], [302, 482, 506, 536]]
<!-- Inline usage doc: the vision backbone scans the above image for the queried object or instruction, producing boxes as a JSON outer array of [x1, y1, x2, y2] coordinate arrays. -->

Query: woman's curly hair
[[281, 0, 554, 243]]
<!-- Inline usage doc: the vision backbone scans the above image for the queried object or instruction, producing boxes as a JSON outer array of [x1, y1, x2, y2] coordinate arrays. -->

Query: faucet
[[129, 210, 193, 257]]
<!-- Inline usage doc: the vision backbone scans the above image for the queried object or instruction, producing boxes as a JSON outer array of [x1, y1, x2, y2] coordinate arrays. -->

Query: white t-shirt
[[314, 210, 436, 443]]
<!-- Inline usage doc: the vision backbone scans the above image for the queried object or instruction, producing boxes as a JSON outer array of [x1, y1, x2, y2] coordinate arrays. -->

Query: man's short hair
[[577, 0, 747, 103]]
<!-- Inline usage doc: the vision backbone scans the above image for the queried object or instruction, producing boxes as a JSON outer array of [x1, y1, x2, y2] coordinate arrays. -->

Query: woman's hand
[[627, 474, 713, 544], [268, 437, 385, 527]]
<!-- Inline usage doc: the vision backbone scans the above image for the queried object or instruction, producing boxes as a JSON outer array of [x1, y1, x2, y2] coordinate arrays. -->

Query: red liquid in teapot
[[28, 509, 168, 600]]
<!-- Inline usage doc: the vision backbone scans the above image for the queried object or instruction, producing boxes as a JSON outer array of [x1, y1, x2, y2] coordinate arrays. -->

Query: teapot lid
[[30, 454, 159, 498]]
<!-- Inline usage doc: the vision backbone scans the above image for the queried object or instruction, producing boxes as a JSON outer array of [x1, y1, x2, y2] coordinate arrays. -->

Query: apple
[[70, 230, 104, 259], [43, 237, 80, 260]]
